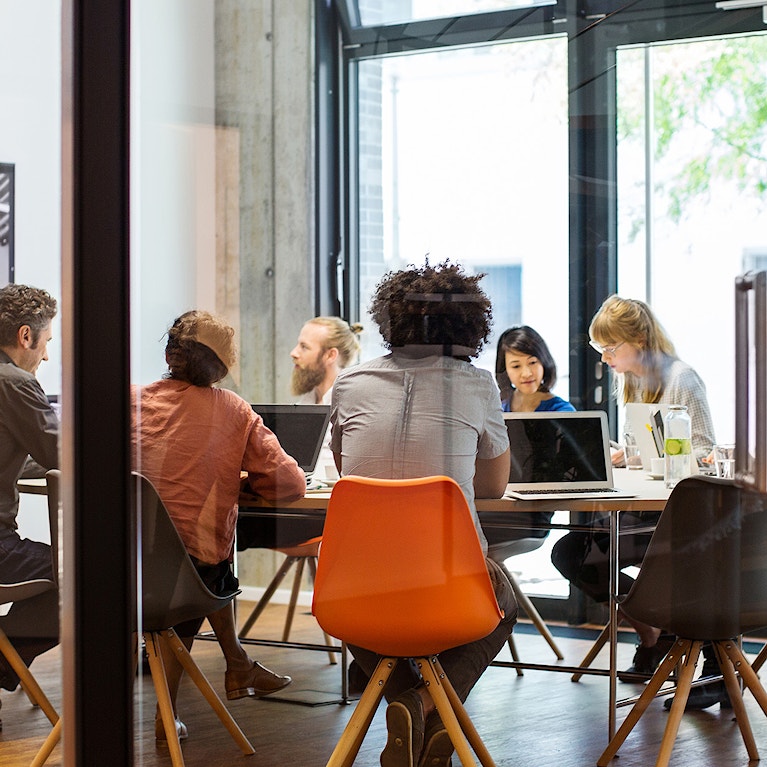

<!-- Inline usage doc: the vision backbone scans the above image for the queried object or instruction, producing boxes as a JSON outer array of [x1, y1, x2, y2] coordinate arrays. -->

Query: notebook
[[503, 411, 635, 500], [250, 404, 331, 475]]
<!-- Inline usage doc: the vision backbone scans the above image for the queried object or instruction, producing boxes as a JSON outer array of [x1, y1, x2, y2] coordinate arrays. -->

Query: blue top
[[501, 395, 575, 413]]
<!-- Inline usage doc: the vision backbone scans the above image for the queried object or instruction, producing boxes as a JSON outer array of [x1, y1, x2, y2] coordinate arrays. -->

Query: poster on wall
[[0, 163, 13, 287]]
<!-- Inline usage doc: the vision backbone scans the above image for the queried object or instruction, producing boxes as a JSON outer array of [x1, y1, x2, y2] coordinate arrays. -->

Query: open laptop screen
[[250, 404, 330, 474], [505, 411, 611, 488]]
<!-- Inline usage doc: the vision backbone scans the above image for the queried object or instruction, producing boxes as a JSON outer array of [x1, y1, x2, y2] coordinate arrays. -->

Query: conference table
[[238, 468, 672, 737], [19, 469, 671, 735]]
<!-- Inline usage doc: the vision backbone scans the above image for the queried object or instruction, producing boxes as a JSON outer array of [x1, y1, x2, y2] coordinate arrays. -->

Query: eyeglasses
[[589, 340, 625, 357]]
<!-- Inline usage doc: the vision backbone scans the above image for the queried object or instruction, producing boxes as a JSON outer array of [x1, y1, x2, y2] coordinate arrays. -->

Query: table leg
[[608, 510, 619, 741]]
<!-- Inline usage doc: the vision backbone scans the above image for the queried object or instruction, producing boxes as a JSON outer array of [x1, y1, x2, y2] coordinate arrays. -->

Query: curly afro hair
[[369, 260, 493, 358]]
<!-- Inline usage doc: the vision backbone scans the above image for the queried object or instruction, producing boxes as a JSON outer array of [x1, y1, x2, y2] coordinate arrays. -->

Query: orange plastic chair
[[312, 475, 503, 767]]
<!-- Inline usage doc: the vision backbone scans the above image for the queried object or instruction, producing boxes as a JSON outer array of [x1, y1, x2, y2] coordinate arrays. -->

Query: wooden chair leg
[[506, 571, 564, 660], [714, 641, 759, 761], [572, 623, 610, 682], [282, 557, 305, 641], [750, 640, 767, 674], [161, 629, 255, 756], [597, 639, 692, 767], [420, 656, 497, 767], [307, 557, 339, 664], [144, 632, 185, 767], [505, 634, 524, 676], [31, 718, 62, 767], [720, 639, 767, 715], [0, 629, 58, 724], [237, 555, 298, 638], [325, 657, 396, 767], [654, 641, 702, 767]]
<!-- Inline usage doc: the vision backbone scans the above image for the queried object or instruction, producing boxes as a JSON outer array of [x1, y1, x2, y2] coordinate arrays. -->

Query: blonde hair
[[589, 295, 676, 404], [307, 316, 362, 368]]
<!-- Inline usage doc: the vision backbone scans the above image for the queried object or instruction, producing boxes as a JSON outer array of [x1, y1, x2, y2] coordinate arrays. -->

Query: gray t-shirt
[[330, 351, 509, 552]]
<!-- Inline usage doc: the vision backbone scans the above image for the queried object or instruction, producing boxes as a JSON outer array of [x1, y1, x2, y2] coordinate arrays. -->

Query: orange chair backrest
[[312, 475, 503, 657]]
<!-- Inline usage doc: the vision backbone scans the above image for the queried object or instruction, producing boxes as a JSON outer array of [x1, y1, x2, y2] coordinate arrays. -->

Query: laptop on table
[[250, 403, 330, 478], [503, 411, 635, 500], [624, 402, 669, 471]]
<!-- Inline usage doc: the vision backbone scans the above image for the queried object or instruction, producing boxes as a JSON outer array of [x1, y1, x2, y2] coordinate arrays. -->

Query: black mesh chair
[[135, 472, 255, 767], [598, 475, 767, 767]]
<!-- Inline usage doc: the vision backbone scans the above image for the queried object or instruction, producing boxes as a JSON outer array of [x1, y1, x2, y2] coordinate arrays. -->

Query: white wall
[[0, 0, 62, 395], [131, 0, 217, 384]]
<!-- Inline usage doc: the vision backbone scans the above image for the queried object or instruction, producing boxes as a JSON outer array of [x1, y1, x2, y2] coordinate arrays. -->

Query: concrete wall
[[214, 1, 316, 589]]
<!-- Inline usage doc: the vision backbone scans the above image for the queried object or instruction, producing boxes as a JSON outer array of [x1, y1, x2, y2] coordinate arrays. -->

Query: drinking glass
[[713, 444, 735, 479], [623, 432, 642, 470]]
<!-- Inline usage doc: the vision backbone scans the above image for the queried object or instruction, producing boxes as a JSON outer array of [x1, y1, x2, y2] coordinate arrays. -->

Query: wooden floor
[[2, 601, 767, 766]]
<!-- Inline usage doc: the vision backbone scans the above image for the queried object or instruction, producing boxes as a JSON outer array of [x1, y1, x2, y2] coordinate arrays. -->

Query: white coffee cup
[[650, 457, 665, 477]]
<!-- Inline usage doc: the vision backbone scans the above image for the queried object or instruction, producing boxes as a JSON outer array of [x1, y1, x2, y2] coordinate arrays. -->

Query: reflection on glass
[[355, 0, 555, 27], [617, 33, 767, 442]]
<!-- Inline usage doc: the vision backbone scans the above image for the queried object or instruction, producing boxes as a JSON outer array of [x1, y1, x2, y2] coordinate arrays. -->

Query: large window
[[335, 0, 767, 613], [356, 37, 570, 383], [617, 33, 767, 444]]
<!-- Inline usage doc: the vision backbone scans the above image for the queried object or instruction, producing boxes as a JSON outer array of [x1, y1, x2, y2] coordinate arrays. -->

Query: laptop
[[624, 403, 669, 471], [503, 411, 635, 500], [250, 404, 330, 475]]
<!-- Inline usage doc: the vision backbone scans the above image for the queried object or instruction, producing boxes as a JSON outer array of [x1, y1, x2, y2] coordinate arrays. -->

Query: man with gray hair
[[0, 283, 60, 691]]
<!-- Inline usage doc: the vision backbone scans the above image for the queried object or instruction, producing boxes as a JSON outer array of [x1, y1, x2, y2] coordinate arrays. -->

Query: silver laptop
[[250, 404, 330, 475], [504, 411, 635, 500], [624, 402, 669, 471]]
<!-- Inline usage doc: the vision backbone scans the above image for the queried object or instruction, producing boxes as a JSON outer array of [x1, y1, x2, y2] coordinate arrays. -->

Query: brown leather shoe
[[225, 661, 292, 700]]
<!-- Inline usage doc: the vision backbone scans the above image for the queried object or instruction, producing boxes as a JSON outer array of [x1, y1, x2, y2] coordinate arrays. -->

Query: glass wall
[[617, 33, 767, 444], [337, 1, 767, 613]]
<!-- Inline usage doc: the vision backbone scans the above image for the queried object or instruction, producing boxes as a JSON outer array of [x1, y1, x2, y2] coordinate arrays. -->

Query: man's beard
[[291, 359, 326, 396]]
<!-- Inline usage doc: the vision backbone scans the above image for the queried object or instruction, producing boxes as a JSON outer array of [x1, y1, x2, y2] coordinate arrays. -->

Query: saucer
[[647, 471, 664, 480]]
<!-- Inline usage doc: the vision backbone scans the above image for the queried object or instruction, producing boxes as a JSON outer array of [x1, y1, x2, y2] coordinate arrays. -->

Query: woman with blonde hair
[[588, 295, 712, 463], [552, 295, 717, 698]]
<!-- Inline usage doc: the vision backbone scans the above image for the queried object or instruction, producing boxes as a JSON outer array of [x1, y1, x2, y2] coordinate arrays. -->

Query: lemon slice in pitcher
[[665, 438, 691, 456]]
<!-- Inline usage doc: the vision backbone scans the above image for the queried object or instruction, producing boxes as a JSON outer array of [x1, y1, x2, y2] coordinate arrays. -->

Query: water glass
[[713, 444, 735, 479], [623, 432, 642, 470]]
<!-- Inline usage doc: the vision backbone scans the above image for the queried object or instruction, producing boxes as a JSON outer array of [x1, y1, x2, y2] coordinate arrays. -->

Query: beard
[[291, 358, 326, 396]]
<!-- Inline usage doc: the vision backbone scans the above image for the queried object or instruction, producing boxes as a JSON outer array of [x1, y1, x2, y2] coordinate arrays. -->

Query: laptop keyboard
[[511, 487, 622, 495]]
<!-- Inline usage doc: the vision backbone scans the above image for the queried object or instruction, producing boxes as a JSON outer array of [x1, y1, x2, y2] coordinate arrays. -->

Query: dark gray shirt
[[0, 350, 59, 531]]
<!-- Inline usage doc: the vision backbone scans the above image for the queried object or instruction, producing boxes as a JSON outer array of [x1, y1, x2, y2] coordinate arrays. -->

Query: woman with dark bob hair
[[495, 325, 574, 413]]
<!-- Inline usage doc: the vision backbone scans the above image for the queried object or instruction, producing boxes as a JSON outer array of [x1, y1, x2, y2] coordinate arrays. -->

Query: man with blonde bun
[[290, 316, 362, 478], [290, 316, 363, 406], [132, 310, 306, 741], [237, 317, 362, 554]]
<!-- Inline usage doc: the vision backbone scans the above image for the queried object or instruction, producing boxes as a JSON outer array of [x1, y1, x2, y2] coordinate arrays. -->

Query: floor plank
[[1, 602, 766, 766]]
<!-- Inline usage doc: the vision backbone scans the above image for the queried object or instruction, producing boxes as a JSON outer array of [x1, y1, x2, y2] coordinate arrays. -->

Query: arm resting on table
[[474, 447, 511, 499]]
